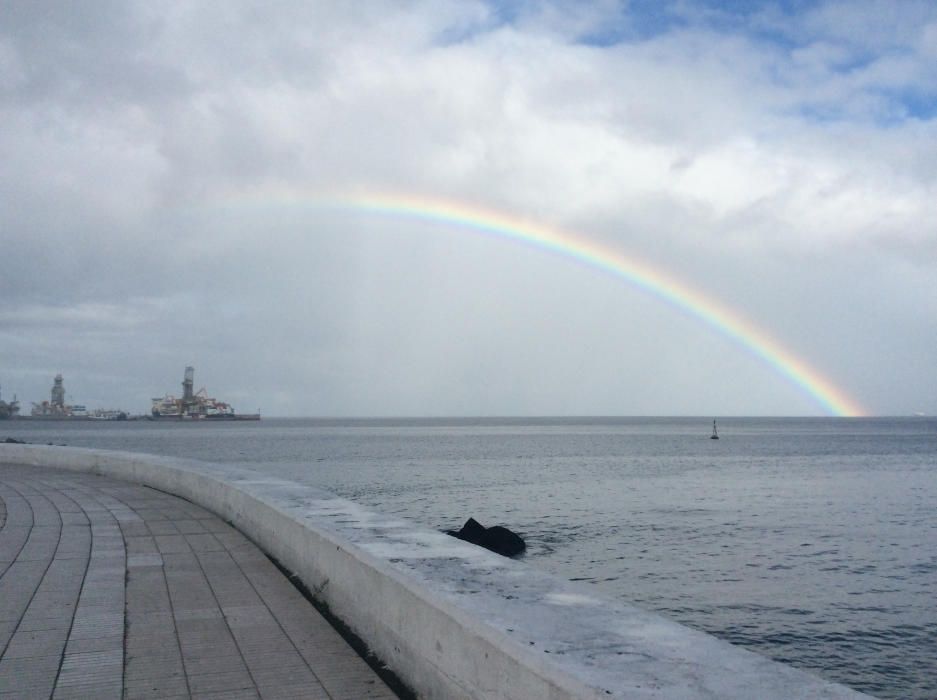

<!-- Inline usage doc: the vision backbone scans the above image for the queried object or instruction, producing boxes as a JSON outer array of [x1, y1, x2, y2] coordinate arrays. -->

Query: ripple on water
[[7, 416, 937, 700]]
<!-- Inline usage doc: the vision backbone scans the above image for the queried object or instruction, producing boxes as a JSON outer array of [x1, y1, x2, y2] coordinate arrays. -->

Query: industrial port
[[0, 367, 259, 421]]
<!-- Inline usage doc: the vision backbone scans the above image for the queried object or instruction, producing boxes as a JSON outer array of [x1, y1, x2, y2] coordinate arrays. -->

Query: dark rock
[[3, 437, 27, 444], [446, 517, 526, 558], [483, 526, 526, 557], [452, 517, 487, 542]]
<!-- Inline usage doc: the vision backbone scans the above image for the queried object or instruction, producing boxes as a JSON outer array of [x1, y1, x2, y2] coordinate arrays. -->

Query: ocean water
[[4, 416, 936, 699]]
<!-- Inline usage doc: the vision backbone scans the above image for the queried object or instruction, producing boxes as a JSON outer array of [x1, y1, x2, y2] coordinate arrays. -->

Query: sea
[[4, 416, 935, 699]]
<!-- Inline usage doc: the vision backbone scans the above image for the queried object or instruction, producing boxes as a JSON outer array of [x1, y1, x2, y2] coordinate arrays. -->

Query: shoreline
[[0, 442, 873, 699]]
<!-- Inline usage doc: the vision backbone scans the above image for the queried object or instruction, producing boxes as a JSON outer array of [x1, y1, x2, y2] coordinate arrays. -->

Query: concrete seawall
[[0, 444, 873, 699]]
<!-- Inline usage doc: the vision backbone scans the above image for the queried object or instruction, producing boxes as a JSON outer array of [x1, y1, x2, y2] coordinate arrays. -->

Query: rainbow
[[226, 188, 866, 417]]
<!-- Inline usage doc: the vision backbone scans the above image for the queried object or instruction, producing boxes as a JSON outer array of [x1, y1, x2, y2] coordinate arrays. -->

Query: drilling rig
[[181, 366, 196, 412], [150, 366, 260, 420], [0, 385, 20, 419]]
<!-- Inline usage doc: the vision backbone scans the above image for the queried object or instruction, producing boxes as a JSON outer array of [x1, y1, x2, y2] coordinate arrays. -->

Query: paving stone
[[148, 520, 180, 535], [0, 654, 61, 692], [52, 681, 122, 699], [187, 669, 255, 694], [191, 689, 260, 700], [15, 615, 71, 633], [63, 633, 124, 654], [1, 628, 67, 660], [121, 521, 152, 537], [253, 683, 330, 700], [185, 533, 225, 552], [175, 519, 209, 534], [0, 463, 397, 700], [133, 508, 167, 521], [125, 654, 185, 675], [124, 677, 189, 699]]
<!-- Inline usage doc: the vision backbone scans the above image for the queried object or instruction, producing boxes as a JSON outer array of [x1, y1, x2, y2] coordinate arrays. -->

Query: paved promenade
[[0, 462, 398, 700]]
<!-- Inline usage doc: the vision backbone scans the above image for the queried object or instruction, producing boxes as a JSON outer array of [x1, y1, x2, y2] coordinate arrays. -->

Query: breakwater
[[0, 444, 872, 699]]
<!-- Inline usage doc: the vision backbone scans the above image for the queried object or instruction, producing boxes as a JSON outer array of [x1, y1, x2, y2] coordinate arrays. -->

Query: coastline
[[0, 442, 874, 699]]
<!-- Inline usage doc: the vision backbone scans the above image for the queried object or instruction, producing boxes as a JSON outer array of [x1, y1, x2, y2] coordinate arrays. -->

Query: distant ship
[[710, 419, 719, 440], [150, 366, 260, 421]]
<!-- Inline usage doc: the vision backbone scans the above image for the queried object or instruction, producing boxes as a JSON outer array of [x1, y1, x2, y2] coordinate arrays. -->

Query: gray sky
[[2, 0, 935, 417]]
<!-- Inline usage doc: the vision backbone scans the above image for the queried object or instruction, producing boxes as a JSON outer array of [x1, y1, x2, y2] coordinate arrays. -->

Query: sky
[[1, 0, 935, 417]]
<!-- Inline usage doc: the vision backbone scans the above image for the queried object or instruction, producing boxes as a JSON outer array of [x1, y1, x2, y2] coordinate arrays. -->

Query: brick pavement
[[0, 463, 398, 700]]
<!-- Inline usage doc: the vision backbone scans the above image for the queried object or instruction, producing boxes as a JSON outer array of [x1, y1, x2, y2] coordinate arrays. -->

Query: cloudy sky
[[2, 0, 935, 417]]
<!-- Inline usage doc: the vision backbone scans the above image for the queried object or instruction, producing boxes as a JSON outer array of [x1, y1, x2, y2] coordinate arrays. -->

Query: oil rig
[[28, 374, 127, 420], [150, 367, 260, 420], [0, 385, 20, 419], [30, 374, 86, 418]]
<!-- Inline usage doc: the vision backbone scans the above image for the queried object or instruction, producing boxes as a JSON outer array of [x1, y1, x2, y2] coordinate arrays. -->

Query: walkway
[[0, 462, 398, 700]]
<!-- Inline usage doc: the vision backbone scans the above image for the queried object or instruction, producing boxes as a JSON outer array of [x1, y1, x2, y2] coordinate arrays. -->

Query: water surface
[[6, 416, 935, 699]]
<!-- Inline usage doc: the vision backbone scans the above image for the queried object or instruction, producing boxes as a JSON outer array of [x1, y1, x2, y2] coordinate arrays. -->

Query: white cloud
[[1, 0, 935, 415]]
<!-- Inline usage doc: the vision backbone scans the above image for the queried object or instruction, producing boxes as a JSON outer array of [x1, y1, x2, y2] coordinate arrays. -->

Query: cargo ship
[[150, 367, 260, 421]]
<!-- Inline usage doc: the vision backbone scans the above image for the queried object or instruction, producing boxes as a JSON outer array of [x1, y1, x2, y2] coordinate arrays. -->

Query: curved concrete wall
[[0, 444, 872, 699]]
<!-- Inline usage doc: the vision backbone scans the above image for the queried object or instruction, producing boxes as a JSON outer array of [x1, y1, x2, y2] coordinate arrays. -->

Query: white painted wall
[[0, 444, 873, 699]]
